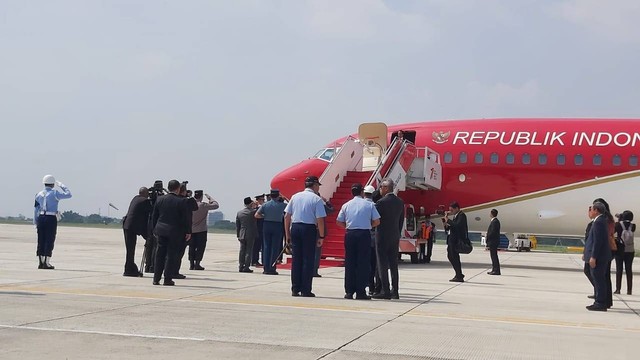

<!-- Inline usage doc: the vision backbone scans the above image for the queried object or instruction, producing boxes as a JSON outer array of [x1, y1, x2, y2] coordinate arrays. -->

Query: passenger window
[[474, 152, 483, 164], [506, 153, 515, 164], [522, 153, 531, 165], [557, 154, 566, 165], [490, 152, 499, 164], [574, 154, 583, 166], [593, 154, 602, 166], [613, 154, 622, 166], [538, 154, 547, 165], [444, 152, 453, 164], [631, 155, 638, 167], [459, 152, 468, 164]]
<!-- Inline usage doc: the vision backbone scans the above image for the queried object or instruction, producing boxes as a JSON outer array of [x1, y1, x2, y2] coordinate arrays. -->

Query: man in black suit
[[486, 209, 501, 275], [122, 187, 152, 276], [443, 202, 467, 282], [585, 201, 613, 311], [372, 179, 405, 300], [151, 180, 192, 286]]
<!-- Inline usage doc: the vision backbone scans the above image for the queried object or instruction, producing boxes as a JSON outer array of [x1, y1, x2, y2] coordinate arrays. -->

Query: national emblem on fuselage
[[432, 131, 451, 144]]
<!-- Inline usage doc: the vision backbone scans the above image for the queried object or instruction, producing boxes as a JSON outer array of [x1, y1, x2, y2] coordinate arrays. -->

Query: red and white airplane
[[271, 118, 640, 238]]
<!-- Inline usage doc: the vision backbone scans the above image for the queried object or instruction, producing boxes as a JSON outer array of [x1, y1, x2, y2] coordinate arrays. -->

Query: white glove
[[205, 194, 213, 201], [56, 181, 65, 188]]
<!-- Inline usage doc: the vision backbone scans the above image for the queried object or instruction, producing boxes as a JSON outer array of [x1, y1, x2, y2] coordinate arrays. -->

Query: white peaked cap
[[43, 174, 56, 184]]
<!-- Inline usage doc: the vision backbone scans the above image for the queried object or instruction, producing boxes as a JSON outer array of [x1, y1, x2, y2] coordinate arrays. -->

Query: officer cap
[[255, 193, 265, 200], [194, 190, 203, 198], [305, 176, 321, 186], [270, 189, 280, 197], [244, 197, 253, 205]]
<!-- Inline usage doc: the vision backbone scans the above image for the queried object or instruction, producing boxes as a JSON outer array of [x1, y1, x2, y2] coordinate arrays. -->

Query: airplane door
[[359, 123, 388, 171]]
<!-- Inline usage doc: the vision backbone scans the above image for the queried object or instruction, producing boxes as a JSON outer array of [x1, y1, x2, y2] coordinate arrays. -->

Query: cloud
[[304, 0, 434, 42], [463, 80, 541, 117], [552, 0, 640, 43]]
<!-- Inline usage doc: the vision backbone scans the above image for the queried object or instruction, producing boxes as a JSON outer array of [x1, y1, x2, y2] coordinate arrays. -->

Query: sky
[[1, 0, 639, 219]]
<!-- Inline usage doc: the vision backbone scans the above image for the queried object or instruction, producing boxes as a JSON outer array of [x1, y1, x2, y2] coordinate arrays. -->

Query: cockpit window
[[314, 148, 336, 162]]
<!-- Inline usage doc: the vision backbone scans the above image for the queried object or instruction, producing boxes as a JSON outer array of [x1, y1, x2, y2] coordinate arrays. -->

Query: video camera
[[148, 180, 166, 205]]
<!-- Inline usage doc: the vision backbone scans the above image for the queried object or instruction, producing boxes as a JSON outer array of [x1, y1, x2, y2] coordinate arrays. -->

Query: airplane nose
[[270, 159, 328, 199]]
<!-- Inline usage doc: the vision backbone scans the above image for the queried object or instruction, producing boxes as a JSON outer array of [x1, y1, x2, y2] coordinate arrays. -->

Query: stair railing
[[318, 136, 364, 200]]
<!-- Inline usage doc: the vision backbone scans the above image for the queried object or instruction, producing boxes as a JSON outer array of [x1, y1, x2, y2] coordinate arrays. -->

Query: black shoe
[[194, 265, 205, 270], [123, 272, 140, 277], [487, 271, 501, 275], [391, 292, 400, 300], [614, 290, 621, 295], [586, 304, 607, 311], [301, 292, 316, 297], [174, 274, 186, 279], [153, 281, 160, 285], [355, 293, 371, 300], [163, 280, 175, 286], [587, 295, 595, 299], [449, 277, 464, 282], [38, 263, 44, 269], [372, 293, 392, 300], [628, 291, 632, 295], [239, 268, 253, 273], [263, 271, 278, 275], [344, 293, 354, 299], [43, 264, 55, 270], [291, 291, 300, 297], [313, 273, 322, 278]]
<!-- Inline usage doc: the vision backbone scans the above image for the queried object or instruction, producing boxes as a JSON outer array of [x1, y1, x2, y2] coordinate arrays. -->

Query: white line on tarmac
[[0, 324, 207, 342]]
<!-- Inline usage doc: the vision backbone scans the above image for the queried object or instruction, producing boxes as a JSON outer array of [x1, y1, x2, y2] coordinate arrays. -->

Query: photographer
[[122, 187, 152, 276], [189, 190, 219, 270], [443, 202, 467, 282], [174, 183, 198, 279], [151, 180, 192, 286], [143, 180, 166, 273]]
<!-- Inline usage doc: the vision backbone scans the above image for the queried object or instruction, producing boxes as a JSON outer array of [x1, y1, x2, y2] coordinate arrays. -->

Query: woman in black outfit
[[614, 210, 635, 295]]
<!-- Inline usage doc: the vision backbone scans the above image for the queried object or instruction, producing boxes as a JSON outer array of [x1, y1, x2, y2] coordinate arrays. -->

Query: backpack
[[619, 221, 634, 251]]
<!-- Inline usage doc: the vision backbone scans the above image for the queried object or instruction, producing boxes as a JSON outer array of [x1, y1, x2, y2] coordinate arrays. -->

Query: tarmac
[[0, 223, 638, 360]]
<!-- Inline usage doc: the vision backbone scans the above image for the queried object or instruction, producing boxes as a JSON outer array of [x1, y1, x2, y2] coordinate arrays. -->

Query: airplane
[[270, 118, 640, 241]]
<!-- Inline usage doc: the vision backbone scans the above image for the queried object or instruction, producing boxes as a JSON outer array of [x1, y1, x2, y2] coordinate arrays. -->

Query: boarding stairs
[[317, 129, 442, 266]]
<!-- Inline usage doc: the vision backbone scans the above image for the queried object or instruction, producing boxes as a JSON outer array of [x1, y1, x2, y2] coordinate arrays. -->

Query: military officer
[[34, 175, 72, 269], [337, 183, 380, 300], [284, 176, 327, 297]]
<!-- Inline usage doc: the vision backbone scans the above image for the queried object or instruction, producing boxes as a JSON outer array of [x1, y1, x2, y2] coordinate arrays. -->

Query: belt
[[39, 211, 57, 216], [346, 229, 370, 232], [292, 223, 316, 226]]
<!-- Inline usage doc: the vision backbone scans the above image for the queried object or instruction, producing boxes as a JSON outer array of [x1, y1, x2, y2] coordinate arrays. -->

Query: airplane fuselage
[[271, 119, 640, 238]]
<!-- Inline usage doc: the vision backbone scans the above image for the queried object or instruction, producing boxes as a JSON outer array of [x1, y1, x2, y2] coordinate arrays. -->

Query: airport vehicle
[[271, 119, 640, 262]]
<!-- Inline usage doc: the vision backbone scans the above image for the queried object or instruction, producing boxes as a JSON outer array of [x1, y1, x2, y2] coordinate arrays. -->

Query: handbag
[[456, 237, 473, 254]]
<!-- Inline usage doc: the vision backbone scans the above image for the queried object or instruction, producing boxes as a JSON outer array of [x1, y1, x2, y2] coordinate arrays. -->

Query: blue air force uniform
[[284, 179, 326, 296], [34, 175, 72, 269], [337, 189, 380, 298], [257, 191, 287, 274]]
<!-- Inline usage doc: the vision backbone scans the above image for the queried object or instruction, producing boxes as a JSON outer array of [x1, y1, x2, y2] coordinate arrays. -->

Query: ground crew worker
[[255, 189, 287, 275], [337, 183, 380, 300], [34, 175, 72, 269], [284, 176, 327, 297], [189, 190, 219, 270]]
